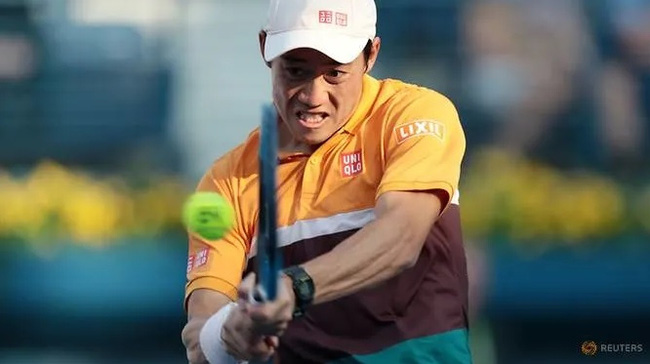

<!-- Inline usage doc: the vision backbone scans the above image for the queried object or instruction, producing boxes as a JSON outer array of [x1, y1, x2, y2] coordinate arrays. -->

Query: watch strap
[[283, 265, 315, 317]]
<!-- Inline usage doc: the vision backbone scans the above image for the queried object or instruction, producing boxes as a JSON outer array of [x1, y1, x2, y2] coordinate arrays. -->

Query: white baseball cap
[[262, 0, 377, 64]]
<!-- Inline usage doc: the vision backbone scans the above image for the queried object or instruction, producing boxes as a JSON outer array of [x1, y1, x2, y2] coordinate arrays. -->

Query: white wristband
[[199, 302, 248, 364]]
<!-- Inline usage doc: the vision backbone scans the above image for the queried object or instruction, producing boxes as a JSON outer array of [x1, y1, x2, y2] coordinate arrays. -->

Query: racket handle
[[249, 284, 268, 304], [247, 285, 276, 364]]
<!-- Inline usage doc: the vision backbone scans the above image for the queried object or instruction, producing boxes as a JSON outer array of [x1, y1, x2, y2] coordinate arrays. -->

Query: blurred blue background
[[1, 0, 649, 363]]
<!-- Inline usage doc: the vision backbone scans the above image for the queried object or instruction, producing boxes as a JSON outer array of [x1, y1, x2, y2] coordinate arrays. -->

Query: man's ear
[[365, 37, 381, 74], [259, 31, 271, 68]]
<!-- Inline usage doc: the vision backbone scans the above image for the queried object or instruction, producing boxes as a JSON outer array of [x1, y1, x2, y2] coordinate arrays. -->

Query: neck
[[278, 120, 318, 155]]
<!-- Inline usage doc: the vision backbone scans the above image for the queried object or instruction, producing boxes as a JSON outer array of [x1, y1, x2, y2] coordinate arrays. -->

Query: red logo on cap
[[336, 12, 348, 26], [319, 10, 332, 24]]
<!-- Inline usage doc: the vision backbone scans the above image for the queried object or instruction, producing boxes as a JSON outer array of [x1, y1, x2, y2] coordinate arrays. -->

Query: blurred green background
[[1, 0, 649, 363]]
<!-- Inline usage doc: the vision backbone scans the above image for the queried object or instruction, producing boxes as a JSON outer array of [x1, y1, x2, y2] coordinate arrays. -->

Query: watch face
[[297, 284, 310, 297]]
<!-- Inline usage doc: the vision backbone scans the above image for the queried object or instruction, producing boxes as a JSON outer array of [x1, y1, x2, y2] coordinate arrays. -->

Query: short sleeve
[[376, 90, 466, 211], [184, 158, 250, 308]]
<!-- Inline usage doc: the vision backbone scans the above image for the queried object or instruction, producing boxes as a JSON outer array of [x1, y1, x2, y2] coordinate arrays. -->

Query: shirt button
[[309, 158, 319, 165]]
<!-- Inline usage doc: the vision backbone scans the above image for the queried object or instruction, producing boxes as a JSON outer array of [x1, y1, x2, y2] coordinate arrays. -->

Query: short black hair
[[362, 40, 373, 70], [362, 40, 373, 62]]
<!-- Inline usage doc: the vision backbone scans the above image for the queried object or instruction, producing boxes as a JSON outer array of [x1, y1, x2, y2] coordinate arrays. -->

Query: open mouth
[[296, 111, 328, 129]]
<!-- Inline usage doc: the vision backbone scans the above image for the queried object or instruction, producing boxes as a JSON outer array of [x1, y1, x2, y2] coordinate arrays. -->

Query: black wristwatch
[[283, 265, 315, 317]]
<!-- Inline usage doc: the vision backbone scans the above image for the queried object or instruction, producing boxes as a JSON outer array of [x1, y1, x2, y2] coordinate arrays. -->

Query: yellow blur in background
[[460, 147, 647, 243], [0, 160, 187, 247]]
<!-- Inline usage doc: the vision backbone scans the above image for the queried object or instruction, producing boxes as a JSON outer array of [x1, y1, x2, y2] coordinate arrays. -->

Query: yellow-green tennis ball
[[182, 192, 234, 240]]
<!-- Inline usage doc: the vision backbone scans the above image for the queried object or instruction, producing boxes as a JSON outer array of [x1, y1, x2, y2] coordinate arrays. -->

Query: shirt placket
[[300, 153, 321, 208]]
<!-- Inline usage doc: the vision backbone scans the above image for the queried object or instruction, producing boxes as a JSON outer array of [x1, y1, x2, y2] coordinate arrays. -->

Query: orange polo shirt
[[184, 74, 469, 362], [185, 74, 464, 302]]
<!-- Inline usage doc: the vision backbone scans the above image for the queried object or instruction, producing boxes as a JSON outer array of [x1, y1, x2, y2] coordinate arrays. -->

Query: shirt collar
[[341, 74, 381, 135]]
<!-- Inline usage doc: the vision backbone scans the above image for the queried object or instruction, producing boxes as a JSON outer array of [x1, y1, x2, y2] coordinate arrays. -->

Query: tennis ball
[[182, 192, 234, 240]]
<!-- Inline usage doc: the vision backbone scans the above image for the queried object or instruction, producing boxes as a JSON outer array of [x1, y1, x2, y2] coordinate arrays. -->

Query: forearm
[[301, 213, 425, 305], [183, 317, 210, 364], [183, 290, 233, 364]]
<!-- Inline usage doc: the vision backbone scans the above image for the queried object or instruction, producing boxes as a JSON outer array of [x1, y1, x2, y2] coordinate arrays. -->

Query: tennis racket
[[249, 104, 282, 364], [254, 103, 282, 302]]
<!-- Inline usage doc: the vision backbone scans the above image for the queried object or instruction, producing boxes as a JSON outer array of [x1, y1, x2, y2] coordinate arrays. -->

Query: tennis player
[[182, 0, 471, 362]]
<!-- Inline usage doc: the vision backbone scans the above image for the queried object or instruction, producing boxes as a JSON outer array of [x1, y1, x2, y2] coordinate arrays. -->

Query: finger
[[248, 309, 288, 329], [247, 298, 287, 318], [239, 273, 256, 296], [265, 335, 280, 349], [223, 308, 259, 361], [222, 325, 252, 361], [248, 300, 292, 325], [247, 302, 293, 337], [247, 304, 272, 322], [248, 335, 276, 361], [223, 307, 277, 361], [238, 273, 257, 311], [225, 330, 275, 361], [250, 319, 289, 337], [236, 297, 250, 314]]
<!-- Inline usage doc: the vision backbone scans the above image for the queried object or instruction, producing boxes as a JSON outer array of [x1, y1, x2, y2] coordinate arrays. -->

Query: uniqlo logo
[[194, 248, 209, 268], [335, 12, 348, 26], [319, 10, 332, 24], [341, 150, 363, 177]]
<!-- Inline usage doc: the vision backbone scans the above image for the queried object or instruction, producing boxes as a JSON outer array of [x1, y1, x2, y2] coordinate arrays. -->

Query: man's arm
[[182, 290, 232, 364], [183, 289, 279, 363], [245, 189, 444, 329], [303, 189, 444, 304], [183, 154, 272, 363]]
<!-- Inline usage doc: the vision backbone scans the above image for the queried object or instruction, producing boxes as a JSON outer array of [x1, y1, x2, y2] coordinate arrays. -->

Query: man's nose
[[297, 76, 329, 107]]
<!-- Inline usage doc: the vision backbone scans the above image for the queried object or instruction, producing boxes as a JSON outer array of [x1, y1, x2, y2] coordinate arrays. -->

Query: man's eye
[[327, 70, 344, 78], [286, 67, 305, 77]]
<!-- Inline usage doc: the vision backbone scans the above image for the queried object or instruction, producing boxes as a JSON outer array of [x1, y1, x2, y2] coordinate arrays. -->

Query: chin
[[299, 132, 329, 146], [288, 123, 330, 145]]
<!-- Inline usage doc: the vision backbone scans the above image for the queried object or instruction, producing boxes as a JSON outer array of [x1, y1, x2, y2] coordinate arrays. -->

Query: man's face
[[268, 45, 373, 146]]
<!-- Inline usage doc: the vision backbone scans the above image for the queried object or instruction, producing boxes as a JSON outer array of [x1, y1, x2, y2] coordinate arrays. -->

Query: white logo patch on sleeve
[[394, 120, 445, 144]]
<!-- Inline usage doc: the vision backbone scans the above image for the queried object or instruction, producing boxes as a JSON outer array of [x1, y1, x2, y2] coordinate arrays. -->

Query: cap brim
[[264, 30, 369, 64]]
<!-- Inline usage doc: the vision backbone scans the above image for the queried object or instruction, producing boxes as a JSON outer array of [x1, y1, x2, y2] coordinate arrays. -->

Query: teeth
[[298, 112, 325, 123]]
